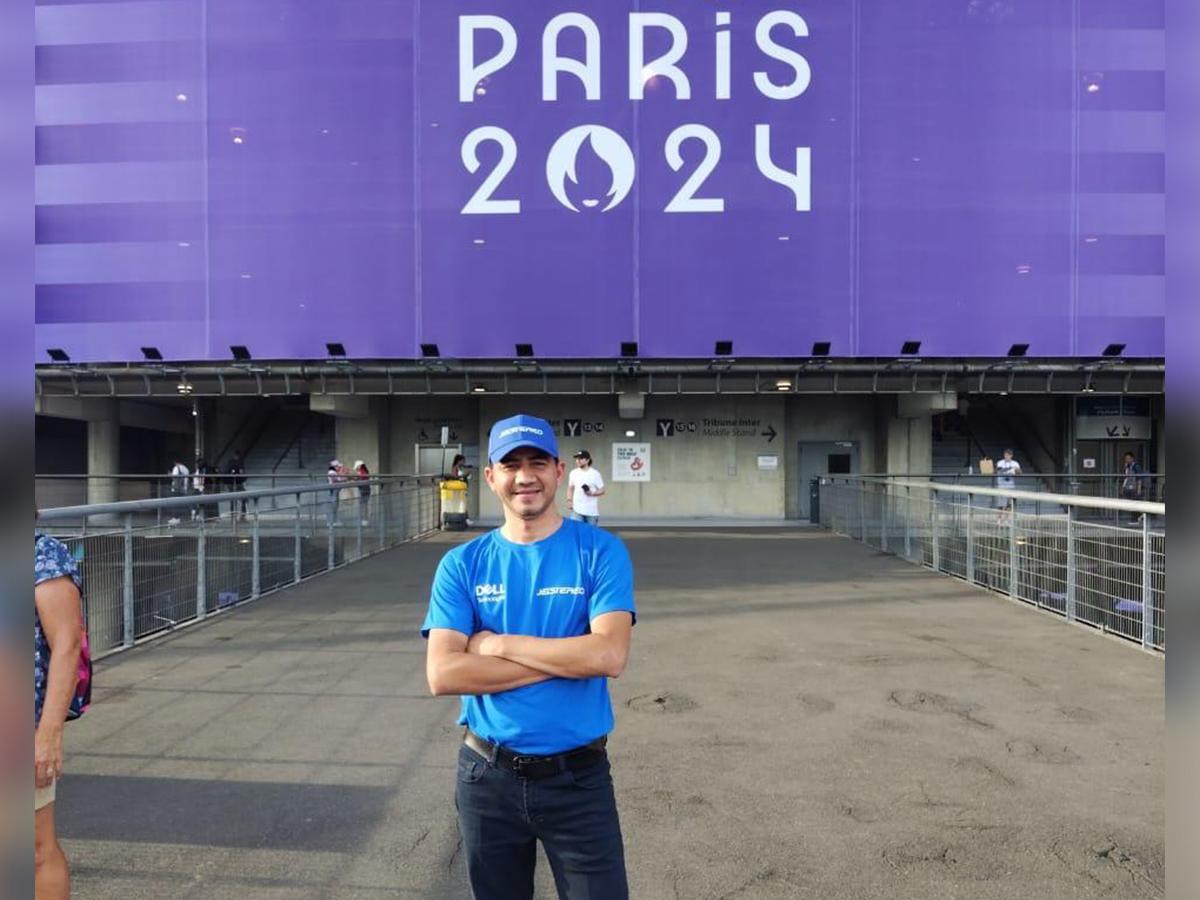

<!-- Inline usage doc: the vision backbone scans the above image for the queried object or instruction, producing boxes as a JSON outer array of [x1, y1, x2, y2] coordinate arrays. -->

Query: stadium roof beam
[[34, 358, 1164, 398]]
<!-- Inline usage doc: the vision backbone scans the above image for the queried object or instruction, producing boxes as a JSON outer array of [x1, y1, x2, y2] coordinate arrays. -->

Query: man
[[326, 458, 343, 525], [994, 448, 1021, 523], [1120, 451, 1148, 523], [422, 414, 636, 900], [168, 457, 190, 526], [567, 449, 606, 525], [226, 451, 248, 519]]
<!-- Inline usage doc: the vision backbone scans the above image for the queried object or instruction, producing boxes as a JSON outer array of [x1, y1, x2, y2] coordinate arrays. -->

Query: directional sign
[[761, 424, 778, 443]]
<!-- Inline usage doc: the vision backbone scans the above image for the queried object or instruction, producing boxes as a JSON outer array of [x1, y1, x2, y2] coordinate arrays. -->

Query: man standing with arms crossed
[[422, 414, 635, 900]]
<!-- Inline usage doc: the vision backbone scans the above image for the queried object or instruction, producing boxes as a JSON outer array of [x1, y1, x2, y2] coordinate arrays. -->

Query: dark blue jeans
[[455, 744, 628, 900]]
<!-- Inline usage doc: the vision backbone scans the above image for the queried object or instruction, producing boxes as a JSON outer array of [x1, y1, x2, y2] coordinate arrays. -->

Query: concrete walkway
[[60, 528, 1164, 899]]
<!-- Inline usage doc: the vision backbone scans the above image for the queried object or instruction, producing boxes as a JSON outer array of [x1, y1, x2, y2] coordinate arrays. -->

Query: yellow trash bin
[[440, 479, 468, 530]]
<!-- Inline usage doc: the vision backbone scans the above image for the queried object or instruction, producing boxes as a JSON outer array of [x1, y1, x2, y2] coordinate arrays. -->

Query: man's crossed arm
[[425, 611, 633, 696]]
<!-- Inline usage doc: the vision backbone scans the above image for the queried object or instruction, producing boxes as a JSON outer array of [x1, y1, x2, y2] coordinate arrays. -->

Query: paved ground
[[59, 527, 1164, 899]]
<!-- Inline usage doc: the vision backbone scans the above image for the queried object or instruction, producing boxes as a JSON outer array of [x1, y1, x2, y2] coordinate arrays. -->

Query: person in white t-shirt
[[994, 448, 1022, 522], [567, 449, 606, 525]]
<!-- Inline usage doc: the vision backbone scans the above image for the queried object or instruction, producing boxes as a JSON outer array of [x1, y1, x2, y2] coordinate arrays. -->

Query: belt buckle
[[511, 755, 536, 773]]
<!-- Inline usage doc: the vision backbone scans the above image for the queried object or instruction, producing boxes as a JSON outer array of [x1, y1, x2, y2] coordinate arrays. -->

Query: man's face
[[485, 447, 564, 521], [574, 456, 589, 469], [1003, 451, 1013, 460]]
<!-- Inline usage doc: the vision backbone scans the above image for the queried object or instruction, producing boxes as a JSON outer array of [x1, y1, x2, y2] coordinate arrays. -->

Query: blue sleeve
[[421, 551, 476, 638], [589, 534, 636, 625], [35, 536, 81, 590]]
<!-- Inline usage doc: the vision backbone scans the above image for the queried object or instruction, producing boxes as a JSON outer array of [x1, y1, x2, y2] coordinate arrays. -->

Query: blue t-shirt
[[422, 518, 636, 755]]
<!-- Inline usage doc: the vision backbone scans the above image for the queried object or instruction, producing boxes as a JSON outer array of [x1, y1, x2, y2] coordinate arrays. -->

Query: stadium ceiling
[[34, 358, 1164, 399]]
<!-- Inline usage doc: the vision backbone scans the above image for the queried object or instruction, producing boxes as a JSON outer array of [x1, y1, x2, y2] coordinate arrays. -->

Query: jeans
[[455, 744, 628, 900], [570, 512, 599, 525]]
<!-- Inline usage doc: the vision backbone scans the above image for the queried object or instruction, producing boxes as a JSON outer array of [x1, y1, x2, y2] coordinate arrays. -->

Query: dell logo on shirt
[[475, 583, 507, 603]]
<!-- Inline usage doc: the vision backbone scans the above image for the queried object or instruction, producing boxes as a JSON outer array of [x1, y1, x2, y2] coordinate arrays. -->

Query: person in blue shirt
[[423, 413, 636, 900]]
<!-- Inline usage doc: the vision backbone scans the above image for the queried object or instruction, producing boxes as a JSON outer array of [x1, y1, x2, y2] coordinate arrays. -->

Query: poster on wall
[[612, 443, 651, 482]]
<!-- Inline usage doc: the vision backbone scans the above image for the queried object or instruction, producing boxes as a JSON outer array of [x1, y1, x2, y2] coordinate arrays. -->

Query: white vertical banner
[[612, 443, 651, 481]]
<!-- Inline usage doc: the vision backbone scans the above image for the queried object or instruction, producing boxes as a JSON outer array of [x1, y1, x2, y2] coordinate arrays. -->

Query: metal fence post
[[294, 494, 302, 584], [966, 496, 975, 584], [196, 516, 206, 621], [123, 514, 134, 648], [858, 483, 867, 543], [931, 494, 940, 572], [356, 505, 364, 561], [378, 482, 387, 548], [1008, 509, 1018, 599], [1142, 515, 1152, 650], [880, 484, 889, 553], [327, 511, 336, 571], [904, 485, 912, 561], [251, 497, 261, 599], [1065, 506, 1076, 622]]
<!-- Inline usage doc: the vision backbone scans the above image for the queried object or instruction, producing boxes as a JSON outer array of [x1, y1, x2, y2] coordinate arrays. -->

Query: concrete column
[[886, 414, 933, 476], [87, 398, 120, 505], [330, 397, 389, 473]]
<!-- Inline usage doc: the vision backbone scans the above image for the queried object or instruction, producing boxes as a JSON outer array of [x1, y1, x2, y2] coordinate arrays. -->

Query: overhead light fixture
[[624, 429, 636, 437], [620, 341, 639, 358], [176, 381, 193, 395], [472, 385, 486, 393], [1102, 343, 1125, 357], [46, 348, 70, 362], [515, 343, 534, 358], [326, 342, 346, 358], [775, 379, 792, 391], [901, 341, 921, 356], [811, 341, 831, 357], [1007, 343, 1029, 358], [141, 346, 163, 361], [714, 340, 733, 356], [230, 345, 251, 361], [420, 343, 440, 358]]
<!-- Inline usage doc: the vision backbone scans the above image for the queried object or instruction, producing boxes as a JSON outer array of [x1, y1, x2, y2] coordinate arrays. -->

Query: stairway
[[242, 410, 336, 491]]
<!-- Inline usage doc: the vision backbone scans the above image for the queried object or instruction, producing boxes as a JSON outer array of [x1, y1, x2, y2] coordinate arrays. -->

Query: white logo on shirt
[[536, 586, 586, 597], [475, 583, 506, 603]]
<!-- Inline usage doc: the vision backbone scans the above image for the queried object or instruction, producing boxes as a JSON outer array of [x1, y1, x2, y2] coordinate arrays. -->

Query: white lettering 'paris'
[[459, 11, 811, 103]]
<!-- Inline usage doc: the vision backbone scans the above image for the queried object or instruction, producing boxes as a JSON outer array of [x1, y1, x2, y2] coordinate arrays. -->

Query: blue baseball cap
[[487, 414, 559, 463]]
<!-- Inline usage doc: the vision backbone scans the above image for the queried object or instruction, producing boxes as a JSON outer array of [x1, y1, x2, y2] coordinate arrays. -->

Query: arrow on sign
[[1122, 425, 1131, 436], [761, 424, 777, 443], [1106, 426, 1119, 437]]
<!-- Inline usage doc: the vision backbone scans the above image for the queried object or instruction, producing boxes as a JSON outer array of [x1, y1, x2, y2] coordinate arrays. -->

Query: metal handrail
[[37, 476, 429, 519], [826, 475, 1164, 515]]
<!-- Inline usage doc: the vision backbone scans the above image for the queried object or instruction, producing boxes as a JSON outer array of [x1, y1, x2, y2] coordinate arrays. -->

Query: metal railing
[[34, 472, 375, 515], [36, 477, 441, 659], [819, 476, 1166, 652], [906, 472, 1164, 504]]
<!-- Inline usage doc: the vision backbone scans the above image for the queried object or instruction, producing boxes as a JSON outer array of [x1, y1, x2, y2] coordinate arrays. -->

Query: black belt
[[463, 729, 607, 779]]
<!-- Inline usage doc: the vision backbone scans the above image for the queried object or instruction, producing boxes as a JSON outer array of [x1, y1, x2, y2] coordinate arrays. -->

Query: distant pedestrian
[[326, 459, 343, 525], [354, 460, 371, 525], [168, 458, 190, 526], [567, 449, 605, 525], [994, 449, 1021, 523], [1120, 451, 1148, 523], [226, 452, 248, 519], [449, 453, 473, 482], [192, 460, 212, 521]]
